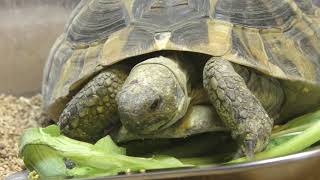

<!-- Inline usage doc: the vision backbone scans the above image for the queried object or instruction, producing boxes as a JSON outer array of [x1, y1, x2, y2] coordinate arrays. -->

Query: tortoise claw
[[233, 138, 256, 160], [242, 139, 256, 160]]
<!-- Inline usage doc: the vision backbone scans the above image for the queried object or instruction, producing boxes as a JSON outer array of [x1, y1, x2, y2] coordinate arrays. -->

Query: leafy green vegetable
[[19, 125, 190, 179], [20, 108, 320, 179], [272, 108, 320, 133]]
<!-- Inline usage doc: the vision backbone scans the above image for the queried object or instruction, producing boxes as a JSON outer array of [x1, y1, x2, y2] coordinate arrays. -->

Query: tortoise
[[42, 0, 320, 157]]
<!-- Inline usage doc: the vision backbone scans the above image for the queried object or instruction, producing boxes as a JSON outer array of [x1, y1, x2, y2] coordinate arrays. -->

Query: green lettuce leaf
[[19, 125, 190, 179], [20, 107, 320, 179]]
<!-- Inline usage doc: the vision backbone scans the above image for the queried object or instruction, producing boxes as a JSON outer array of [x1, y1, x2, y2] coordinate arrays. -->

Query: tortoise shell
[[42, 0, 320, 121]]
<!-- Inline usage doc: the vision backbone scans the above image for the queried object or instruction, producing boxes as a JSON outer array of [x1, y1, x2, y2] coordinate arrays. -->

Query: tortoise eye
[[150, 97, 161, 111]]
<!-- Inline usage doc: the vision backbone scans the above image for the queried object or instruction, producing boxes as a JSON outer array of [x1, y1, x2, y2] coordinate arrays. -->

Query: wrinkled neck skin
[[117, 55, 192, 135]]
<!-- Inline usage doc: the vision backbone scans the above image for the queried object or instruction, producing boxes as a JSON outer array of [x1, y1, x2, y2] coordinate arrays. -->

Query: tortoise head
[[117, 56, 190, 135]]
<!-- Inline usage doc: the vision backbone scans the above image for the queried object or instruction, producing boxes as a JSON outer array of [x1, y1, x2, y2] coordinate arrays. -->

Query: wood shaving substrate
[[0, 94, 47, 178]]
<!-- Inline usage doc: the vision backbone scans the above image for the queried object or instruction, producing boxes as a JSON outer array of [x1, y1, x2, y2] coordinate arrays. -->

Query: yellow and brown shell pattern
[[42, 0, 320, 121]]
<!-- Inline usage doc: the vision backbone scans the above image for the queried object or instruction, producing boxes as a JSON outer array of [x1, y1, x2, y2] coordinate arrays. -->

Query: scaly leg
[[58, 66, 128, 142], [203, 57, 273, 157]]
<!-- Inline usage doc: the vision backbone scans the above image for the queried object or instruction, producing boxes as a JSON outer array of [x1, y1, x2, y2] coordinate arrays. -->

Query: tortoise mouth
[[118, 110, 175, 135]]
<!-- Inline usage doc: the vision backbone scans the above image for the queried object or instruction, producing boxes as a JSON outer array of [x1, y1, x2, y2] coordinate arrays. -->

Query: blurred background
[[0, 0, 80, 96]]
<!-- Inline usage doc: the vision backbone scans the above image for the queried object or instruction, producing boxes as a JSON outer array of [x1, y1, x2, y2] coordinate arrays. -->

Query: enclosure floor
[[0, 94, 45, 178]]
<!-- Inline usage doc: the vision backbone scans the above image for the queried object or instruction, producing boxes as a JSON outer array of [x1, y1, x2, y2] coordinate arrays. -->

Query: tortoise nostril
[[150, 97, 161, 111]]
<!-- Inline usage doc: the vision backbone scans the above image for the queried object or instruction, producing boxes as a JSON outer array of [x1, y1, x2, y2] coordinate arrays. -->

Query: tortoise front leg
[[58, 66, 128, 142], [203, 57, 273, 157]]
